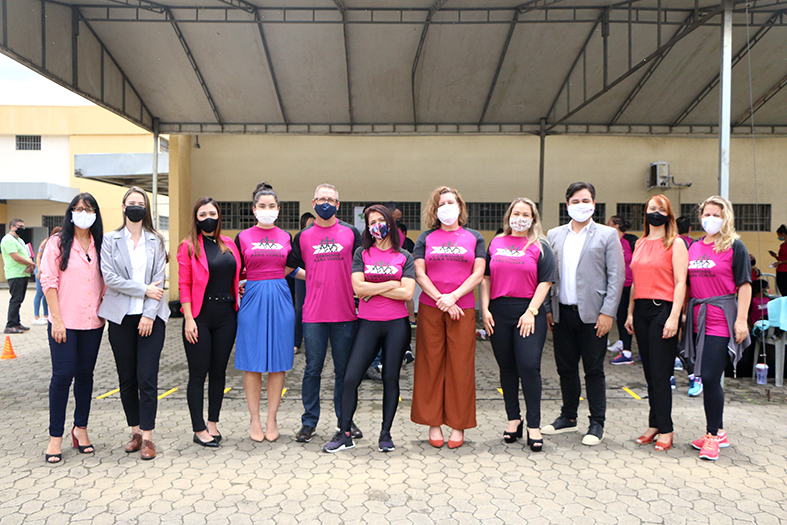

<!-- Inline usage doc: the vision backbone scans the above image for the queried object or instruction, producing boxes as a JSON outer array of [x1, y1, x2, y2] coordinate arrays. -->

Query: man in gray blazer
[[542, 182, 625, 445]]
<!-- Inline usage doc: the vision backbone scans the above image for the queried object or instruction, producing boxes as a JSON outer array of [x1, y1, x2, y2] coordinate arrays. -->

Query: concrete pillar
[[168, 135, 192, 301]]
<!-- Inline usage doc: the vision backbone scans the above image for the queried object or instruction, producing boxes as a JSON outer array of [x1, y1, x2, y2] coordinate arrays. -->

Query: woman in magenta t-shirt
[[682, 196, 751, 461], [235, 183, 303, 443], [607, 216, 638, 362], [322, 205, 416, 454], [411, 187, 486, 449], [479, 198, 555, 452], [768, 224, 787, 296]]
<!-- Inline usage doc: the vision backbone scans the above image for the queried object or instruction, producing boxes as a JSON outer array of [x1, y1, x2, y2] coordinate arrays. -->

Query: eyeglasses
[[315, 197, 338, 206], [73, 207, 96, 214]]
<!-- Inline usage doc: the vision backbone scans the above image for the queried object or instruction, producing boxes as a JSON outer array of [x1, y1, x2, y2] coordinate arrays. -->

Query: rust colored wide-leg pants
[[411, 303, 477, 430]]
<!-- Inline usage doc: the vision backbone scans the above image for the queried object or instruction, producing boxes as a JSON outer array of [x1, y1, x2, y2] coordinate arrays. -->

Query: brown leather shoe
[[140, 439, 156, 460], [125, 433, 143, 453]]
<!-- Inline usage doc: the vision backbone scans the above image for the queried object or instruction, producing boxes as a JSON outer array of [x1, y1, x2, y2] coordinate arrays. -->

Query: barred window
[[16, 135, 41, 150], [42, 215, 65, 232], [336, 201, 421, 231], [616, 203, 645, 231], [217, 201, 300, 231], [465, 202, 510, 231], [679, 203, 702, 232], [158, 216, 169, 230], [733, 204, 771, 232], [558, 203, 606, 225]]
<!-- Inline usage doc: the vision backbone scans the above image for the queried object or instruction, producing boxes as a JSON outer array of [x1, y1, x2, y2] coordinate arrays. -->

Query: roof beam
[[166, 8, 223, 126], [212, 0, 256, 14], [608, 13, 694, 126], [99, 0, 166, 14], [671, 11, 780, 127], [518, 0, 568, 14], [254, 10, 287, 125], [411, 0, 450, 124], [732, 71, 787, 127], [333, 0, 354, 124], [479, 10, 518, 124], [547, 6, 723, 131]]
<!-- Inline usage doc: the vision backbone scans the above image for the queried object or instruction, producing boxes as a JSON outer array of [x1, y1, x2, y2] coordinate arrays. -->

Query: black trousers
[[340, 317, 410, 434], [488, 297, 547, 428], [182, 300, 237, 432], [615, 286, 633, 351], [552, 304, 607, 426], [777, 272, 787, 297], [109, 315, 166, 431], [632, 299, 677, 434], [6, 276, 28, 328], [700, 335, 729, 435]]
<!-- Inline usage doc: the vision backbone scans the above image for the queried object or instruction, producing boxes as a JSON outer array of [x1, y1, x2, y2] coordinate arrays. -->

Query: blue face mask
[[314, 202, 336, 220]]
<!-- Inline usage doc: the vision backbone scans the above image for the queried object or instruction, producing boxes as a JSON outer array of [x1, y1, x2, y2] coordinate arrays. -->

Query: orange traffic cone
[[1, 336, 16, 359]]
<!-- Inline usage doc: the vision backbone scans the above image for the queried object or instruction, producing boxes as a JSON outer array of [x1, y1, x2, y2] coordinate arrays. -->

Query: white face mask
[[701, 216, 723, 236], [72, 210, 97, 230], [436, 203, 460, 226], [567, 203, 595, 223], [510, 217, 532, 233], [256, 209, 279, 226]]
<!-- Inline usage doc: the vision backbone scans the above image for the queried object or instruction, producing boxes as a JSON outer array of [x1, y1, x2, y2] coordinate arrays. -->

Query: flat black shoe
[[193, 433, 219, 448], [295, 425, 316, 443], [503, 419, 524, 444], [210, 433, 222, 443]]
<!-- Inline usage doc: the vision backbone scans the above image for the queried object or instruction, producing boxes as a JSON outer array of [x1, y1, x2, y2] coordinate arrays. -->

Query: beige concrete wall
[[0, 106, 150, 136], [168, 135, 193, 301]]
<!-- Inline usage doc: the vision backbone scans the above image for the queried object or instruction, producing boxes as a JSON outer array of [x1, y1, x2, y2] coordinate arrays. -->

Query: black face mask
[[197, 217, 218, 233], [14, 226, 25, 234], [646, 212, 669, 227], [124, 205, 146, 223], [751, 257, 756, 267]]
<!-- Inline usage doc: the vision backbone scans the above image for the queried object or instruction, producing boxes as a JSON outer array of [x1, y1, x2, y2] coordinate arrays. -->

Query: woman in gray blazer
[[99, 187, 169, 460]]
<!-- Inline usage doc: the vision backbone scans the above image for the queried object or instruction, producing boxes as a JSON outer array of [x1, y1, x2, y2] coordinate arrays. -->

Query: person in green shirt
[[2, 219, 36, 333]]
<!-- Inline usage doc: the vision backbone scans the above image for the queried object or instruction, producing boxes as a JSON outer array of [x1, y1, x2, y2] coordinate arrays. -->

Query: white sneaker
[[33, 318, 48, 325], [607, 340, 623, 352]]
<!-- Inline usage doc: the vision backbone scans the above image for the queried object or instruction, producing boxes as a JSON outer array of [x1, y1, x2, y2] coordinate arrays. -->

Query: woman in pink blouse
[[40, 193, 105, 464]]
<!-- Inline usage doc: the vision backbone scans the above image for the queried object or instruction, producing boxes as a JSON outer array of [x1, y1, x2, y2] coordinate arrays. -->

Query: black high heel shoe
[[71, 426, 95, 454], [527, 428, 544, 452], [193, 433, 220, 448], [503, 419, 524, 443]]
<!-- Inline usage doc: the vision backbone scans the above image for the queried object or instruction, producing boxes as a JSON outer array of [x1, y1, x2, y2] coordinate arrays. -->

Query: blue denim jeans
[[301, 321, 357, 428], [34, 273, 48, 318]]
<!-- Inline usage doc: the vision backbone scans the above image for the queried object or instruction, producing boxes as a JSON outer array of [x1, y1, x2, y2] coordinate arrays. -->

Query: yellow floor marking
[[579, 397, 584, 401], [224, 387, 231, 393], [399, 396, 402, 402], [96, 388, 119, 399], [158, 387, 178, 400], [622, 387, 642, 400], [281, 388, 287, 397], [496, 388, 504, 395]]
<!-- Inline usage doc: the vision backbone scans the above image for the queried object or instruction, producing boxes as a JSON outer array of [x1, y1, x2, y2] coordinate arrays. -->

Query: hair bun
[[256, 182, 273, 191]]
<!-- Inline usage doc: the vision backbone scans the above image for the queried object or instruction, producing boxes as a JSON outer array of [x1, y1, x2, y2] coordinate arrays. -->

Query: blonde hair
[[422, 186, 468, 230], [698, 195, 738, 253], [502, 197, 545, 252]]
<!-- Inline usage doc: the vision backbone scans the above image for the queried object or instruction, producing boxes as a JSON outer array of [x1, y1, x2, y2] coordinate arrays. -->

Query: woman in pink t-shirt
[[480, 198, 555, 452], [40, 193, 106, 464], [768, 224, 787, 296], [682, 196, 751, 461], [411, 187, 486, 449], [322, 205, 416, 453]]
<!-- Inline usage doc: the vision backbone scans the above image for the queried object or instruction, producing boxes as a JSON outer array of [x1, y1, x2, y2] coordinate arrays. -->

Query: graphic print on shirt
[[365, 260, 397, 277], [252, 237, 284, 251], [313, 236, 344, 258], [495, 244, 525, 258], [430, 241, 467, 255], [688, 253, 716, 272]]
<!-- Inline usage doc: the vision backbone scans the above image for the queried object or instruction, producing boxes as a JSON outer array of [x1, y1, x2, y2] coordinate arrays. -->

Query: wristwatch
[[527, 306, 539, 316]]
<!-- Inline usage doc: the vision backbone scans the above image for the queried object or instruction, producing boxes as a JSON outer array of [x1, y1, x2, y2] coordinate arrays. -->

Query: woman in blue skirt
[[235, 182, 303, 442]]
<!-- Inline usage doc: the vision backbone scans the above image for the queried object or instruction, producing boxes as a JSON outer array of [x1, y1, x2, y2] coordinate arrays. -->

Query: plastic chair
[[752, 296, 787, 387]]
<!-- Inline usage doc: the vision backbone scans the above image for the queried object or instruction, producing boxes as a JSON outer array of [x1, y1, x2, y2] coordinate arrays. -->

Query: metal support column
[[538, 117, 546, 214], [718, 0, 733, 199], [152, 118, 159, 230]]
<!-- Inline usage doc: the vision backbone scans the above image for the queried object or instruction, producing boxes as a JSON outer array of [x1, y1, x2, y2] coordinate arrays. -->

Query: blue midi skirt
[[235, 278, 295, 373]]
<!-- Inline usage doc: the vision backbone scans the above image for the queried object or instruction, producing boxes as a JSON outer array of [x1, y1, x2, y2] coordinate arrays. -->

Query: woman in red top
[[769, 224, 787, 296], [177, 197, 241, 448], [624, 195, 687, 452]]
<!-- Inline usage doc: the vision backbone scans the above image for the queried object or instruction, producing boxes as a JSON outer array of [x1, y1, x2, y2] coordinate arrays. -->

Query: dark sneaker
[[295, 425, 316, 443], [541, 416, 578, 435], [350, 421, 363, 440], [18, 325, 30, 331], [581, 421, 604, 446], [403, 349, 415, 365], [323, 431, 354, 453], [4, 326, 24, 334], [378, 431, 395, 452], [365, 366, 382, 382]]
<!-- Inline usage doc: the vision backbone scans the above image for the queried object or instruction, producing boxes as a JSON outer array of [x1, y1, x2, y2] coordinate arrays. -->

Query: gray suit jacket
[[98, 229, 170, 325], [546, 221, 625, 324]]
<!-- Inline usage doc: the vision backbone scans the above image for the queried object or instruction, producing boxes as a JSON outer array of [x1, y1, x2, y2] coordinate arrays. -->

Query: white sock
[[622, 350, 632, 358], [688, 374, 695, 381]]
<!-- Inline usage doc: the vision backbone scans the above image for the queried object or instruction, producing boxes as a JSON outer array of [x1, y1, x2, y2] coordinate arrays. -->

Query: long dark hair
[[362, 204, 400, 251], [57, 192, 103, 272], [118, 186, 167, 260], [181, 197, 228, 259]]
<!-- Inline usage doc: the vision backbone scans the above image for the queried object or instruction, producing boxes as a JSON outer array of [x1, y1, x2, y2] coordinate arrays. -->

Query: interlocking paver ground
[[1, 288, 786, 524]]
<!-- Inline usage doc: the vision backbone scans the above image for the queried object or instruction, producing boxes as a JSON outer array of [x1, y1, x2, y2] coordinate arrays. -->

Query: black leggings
[[777, 272, 787, 297], [616, 286, 633, 351], [183, 301, 237, 432], [340, 317, 410, 435], [632, 300, 677, 434], [700, 335, 729, 435], [488, 297, 547, 429]]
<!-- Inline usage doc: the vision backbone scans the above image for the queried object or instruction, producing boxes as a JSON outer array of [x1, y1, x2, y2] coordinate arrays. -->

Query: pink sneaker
[[698, 434, 719, 461], [691, 430, 729, 450]]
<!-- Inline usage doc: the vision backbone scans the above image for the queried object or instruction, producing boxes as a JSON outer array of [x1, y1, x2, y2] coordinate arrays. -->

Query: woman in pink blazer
[[177, 197, 241, 448]]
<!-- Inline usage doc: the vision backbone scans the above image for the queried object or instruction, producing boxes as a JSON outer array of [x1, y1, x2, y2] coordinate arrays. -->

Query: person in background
[[768, 224, 787, 296], [750, 279, 770, 325], [675, 216, 701, 394], [682, 196, 751, 461], [293, 212, 315, 354], [33, 227, 62, 326], [606, 216, 637, 364], [398, 221, 416, 254], [411, 186, 486, 449], [99, 187, 169, 460], [677, 216, 694, 248], [40, 193, 105, 463], [480, 197, 555, 452], [2, 218, 35, 333], [177, 197, 242, 448]]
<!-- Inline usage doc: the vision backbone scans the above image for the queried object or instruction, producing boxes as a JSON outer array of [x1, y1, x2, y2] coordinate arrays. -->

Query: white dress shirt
[[559, 221, 592, 305], [124, 227, 147, 315]]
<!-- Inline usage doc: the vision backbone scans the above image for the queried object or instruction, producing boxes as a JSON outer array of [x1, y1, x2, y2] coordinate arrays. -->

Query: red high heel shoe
[[71, 426, 95, 454], [654, 434, 673, 451]]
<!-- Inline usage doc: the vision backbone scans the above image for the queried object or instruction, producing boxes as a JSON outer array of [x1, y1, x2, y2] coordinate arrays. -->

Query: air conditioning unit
[[648, 161, 671, 190]]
